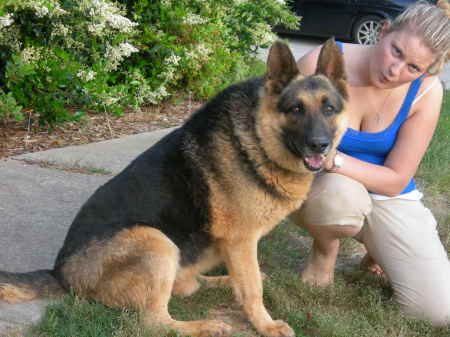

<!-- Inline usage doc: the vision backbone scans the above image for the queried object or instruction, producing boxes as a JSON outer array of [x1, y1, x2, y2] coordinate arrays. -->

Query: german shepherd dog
[[0, 39, 348, 337]]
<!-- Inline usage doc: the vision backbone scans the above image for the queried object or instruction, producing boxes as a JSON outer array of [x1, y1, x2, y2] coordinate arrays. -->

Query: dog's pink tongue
[[305, 154, 324, 169]]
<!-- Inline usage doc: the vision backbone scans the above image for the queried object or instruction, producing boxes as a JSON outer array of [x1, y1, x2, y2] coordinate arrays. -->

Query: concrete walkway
[[0, 128, 175, 336]]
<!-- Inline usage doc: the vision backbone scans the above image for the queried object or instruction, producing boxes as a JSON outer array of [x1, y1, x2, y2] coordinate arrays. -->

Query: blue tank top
[[335, 41, 422, 195]]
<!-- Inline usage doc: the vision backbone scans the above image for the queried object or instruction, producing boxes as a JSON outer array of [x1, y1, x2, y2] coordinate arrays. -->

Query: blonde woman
[[290, 0, 450, 325]]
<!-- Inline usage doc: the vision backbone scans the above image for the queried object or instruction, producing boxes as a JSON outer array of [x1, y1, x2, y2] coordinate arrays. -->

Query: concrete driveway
[[259, 35, 450, 89]]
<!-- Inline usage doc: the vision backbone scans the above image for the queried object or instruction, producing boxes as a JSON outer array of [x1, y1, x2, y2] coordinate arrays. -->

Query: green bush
[[0, 0, 298, 125], [0, 0, 139, 125], [118, 0, 298, 101], [0, 88, 23, 121]]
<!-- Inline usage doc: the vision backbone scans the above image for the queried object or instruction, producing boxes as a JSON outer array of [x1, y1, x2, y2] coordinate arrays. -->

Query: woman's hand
[[324, 149, 337, 172]]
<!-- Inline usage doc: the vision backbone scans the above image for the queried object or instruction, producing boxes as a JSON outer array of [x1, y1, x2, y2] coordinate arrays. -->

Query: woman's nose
[[388, 61, 403, 77]]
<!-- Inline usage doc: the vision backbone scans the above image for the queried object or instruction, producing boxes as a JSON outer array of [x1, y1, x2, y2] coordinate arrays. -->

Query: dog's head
[[259, 38, 348, 173]]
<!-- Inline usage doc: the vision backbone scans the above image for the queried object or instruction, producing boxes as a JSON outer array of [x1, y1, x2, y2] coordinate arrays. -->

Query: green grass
[[416, 90, 450, 252], [417, 90, 450, 200], [29, 92, 450, 337]]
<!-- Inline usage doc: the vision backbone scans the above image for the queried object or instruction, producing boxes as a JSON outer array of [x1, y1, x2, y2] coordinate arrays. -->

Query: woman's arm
[[329, 77, 443, 196]]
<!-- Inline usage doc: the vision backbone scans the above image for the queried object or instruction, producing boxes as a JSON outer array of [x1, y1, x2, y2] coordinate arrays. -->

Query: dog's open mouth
[[303, 153, 326, 171], [283, 133, 329, 172]]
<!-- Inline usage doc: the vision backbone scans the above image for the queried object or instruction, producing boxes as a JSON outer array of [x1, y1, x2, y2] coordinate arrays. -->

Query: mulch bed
[[0, 101, 202, 159]]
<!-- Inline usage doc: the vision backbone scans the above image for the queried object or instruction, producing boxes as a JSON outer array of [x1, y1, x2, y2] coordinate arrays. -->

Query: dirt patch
[[0, 101, 202, 159]]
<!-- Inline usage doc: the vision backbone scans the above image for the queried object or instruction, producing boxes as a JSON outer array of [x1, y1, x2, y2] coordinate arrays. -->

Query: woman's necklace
[[374, 89, 394, 125]]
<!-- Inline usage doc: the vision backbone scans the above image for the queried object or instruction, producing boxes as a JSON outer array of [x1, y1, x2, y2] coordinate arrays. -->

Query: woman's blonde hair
[[386, 0, 450, 74]]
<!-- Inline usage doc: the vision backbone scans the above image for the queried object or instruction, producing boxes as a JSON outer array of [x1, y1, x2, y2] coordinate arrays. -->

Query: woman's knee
[[428, 305, 450, 327], [290, 173, 372, 228], [391, 262, 450, 327], [299, 223, 361, 240], [401, 291, 450, 326]]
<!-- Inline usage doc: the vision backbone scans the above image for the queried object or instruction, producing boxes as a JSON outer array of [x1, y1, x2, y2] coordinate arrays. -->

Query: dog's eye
[[323, 105, 335, 116], [290, 104, 303, 115]]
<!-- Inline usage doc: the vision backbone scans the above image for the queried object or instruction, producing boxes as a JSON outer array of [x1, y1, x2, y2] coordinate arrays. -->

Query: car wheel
[[353, 15, 383, 45]]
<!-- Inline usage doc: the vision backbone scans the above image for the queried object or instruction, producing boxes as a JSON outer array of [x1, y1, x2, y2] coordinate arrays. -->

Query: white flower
[[184, 43, 212, 70], [131, 71, 171, 105], [182, 13, 208, 25], [196, 43, 212, 59], [161, 0, 172, 6], [105, 42, 139, 71], [158, 68, 176, 81], [107, 14, 138, 33], [87, 22, 106, 36], [33, 5, 50, 18], [21, 46, 44, 63], [155, 52, 182, 81], [77, 70, 96, 82], [51, 23, 70, 38], [82, 0, 138, 33], [252, 23, 277, 45], [145, 85, 170, 104], [119, 42, 139, 55], [0, 14, 14, 28], [29, 1, 67, 18], [166, 53, 181, 66], [0, 25, 21, 52]]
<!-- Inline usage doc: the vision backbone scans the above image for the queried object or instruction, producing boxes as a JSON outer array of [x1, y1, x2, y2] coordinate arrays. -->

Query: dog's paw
[[197, 320, 232, 337], [259, 320, 295, 337]]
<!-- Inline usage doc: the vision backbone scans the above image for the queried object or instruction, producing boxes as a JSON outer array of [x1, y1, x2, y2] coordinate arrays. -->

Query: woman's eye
[[392, 46, 401, 56], [408, 64, 420, 73]]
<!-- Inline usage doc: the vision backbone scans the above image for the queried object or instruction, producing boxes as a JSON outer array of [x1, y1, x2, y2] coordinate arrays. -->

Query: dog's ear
[[316, 38, 348, 99], [265, 41, 299, 95]]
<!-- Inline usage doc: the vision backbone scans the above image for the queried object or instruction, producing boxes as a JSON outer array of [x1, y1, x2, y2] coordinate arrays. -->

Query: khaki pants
[[291, 173, 450, 326]]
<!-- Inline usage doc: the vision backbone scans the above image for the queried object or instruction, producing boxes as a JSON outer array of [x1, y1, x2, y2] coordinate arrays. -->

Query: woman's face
[[368, 26, 435, 88]]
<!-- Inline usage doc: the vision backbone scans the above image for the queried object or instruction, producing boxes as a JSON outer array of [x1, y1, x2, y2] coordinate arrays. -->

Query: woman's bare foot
[[301, 241, 338, 287], [301, 260, 334, 287], [360, 253, 386, 279]]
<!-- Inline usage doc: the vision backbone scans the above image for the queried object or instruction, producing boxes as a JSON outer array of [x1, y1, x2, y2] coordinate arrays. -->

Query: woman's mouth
[[380, 73, 389, 83]]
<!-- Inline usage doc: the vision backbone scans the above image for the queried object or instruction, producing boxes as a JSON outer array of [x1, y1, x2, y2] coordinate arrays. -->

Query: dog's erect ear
[[316, 38, 348, 99], [265, 41, 299, 95]]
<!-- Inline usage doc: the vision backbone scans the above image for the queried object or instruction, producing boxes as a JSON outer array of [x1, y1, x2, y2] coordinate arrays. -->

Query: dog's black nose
[[306, 136, 330, 153]]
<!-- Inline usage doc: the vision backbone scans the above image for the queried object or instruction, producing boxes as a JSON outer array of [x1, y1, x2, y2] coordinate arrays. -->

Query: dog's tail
[[0, 270, 66, 304]]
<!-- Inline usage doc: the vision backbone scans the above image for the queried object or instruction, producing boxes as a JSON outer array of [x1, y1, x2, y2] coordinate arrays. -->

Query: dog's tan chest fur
[[208, 172, 313, 241]]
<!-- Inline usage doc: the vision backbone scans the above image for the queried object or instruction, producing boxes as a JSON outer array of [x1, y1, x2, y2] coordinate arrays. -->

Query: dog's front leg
[[219, 237, 295, 337]]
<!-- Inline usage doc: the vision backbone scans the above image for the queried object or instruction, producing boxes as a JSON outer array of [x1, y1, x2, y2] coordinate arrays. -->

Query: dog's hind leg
[[199, 275, 231, 288], [172, 247, 223, 297], [64, 226, 231, 337]]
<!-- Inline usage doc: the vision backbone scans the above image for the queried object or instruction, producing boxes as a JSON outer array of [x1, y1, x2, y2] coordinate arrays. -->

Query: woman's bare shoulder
[[416, 76, 443, 105], [296, 45, 323, 76], [410, 75, 443, 119]]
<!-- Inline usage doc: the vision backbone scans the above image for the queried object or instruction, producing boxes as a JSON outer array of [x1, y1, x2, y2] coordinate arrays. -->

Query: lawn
[[29, 91, 450, 337]]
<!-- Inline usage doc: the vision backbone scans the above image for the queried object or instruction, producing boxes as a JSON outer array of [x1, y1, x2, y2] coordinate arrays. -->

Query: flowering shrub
[[0, 0, 298, 125], [120, 0, 298, 103], [0, 0, 139, 124]]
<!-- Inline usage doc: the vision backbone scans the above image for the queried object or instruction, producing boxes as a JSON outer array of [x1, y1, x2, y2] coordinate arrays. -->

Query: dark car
[[277, 0, 436, 45]]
